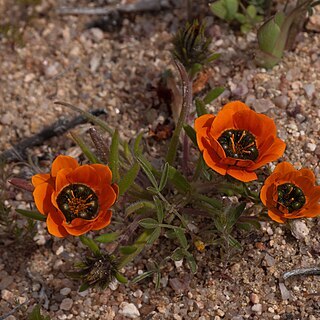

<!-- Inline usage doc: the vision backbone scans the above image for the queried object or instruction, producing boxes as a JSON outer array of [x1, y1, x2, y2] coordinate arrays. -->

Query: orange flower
[[194, 101, 286, 182], [32, 155, 118, 237], [260, 162, 320, 223]]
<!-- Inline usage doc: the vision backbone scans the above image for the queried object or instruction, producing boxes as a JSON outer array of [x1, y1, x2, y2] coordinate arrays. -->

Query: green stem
[[166, 60, 193, 165]]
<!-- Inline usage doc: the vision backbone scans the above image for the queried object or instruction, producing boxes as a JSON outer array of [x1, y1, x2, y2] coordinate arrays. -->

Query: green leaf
[[195, 98, 207, 116], [154, 272, 161, 289], [257, 14, 283, 54], [28, 305, 51, 320], [133, 131, 144, 156], [206, 53, 221, 63], [235, 12, 246, 24], [225, 0, 239, 19], [237, 217, 261, 230], [69, 132, 100, 164], [139, 218, 159, 229], [79, 235, 100, 257], [171, 247, 184, 261], [185, 252, 197, 273], [95, 232, 119, 243], [125, 201, 155, 216], [115, 272, 128, 284], [120, 246, 138, 254], [79, 282, 90, 292], [210, 1, 228, 20], [226, 202, 246, 230], [246, 5, 257, 19], [123, 141, 133, 163], [174, 228, 188, 249], [183, 124, 197, 146], [118, 162, 140, 196], [16, 209, 46, 222], [167, 165, 191, 193], [147, 227, 161, 244], [158, 162, 169, 192], [136, 155, 158, 190], [203, 87, 224, 105], [153, 196, 164, 223], [109, 129, 120, 183], [227, 234, 242, 249], [131, 270, 155, 283]]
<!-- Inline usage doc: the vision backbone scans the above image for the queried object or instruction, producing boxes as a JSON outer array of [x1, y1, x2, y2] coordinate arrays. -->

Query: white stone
[[119, 302, 140, 319], [306, 143, 317, 152], [60, 298, 73, 311], [60, 287, 71, 296], [290, 220, 309, 240], [252, 303, 262, 313]]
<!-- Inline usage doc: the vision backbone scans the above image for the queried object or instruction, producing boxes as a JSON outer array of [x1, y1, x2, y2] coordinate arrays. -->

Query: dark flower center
[[57, 184, 99, 223], [277, 183, 306, 213], [218, 129, 259, 161]]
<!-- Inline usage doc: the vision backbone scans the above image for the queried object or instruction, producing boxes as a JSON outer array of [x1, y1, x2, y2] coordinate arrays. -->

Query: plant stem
[[166, 60, 193, 166]]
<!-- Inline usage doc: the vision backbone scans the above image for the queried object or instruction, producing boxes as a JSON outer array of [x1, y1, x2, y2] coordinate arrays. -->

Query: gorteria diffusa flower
[[260, 162, 320, 223], [32, 155, 118, 237], [194, 101, 286, 182]]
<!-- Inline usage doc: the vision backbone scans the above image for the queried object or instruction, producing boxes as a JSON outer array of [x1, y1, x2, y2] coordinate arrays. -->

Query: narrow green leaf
[[95, 232, 119, 243], [238, 217, 261, 230], [153, 196, 164, 223], [125, 200, 155, 216], [174, 228, 188, 249], [154, 272, 161, 289], [206, 53, 221, 63], [226, 202, 246, 230], [147, 227, 161, 244], [183, 124, 197, 146], [133, 131, 144, 156], [79, 283, 90, 292], [171, 247, 184, 261], [120, 245, 138, 254], [118, 162, 140, 195], [167, 165, 191, 193], [203, 87, 224, 105], [79, 235, 100, 256], [109, 129, 120, 182], [70, 132, 100, 164], [185, 252, 197, 273], [123, 141, 133, 163], [139, 218, 159, 229], [227, 235, 242, 249], [136, 155, 158, 190], [159, 162, 169, 191], [131, 270, 155, 283], [115, 272, 128, 284], [195, 98, 207, 116], [16, 209, 46, 222]]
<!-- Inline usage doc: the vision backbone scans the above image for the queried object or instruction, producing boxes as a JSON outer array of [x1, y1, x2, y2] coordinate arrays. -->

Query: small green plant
[[256, 0, 320, 68], [210, 0, 263, 33], [27, 305, 51, 320]]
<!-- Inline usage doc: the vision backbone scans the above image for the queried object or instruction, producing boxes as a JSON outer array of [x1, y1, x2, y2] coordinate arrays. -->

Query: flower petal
[[91, 210, 112, 231], [98, 184, 117, 210], [33, 183, 55, 215], [90, 164, 113, 185], [209, 101, 249, 138], [194, 114, 215, 132], [267, 210, 286, 223], [226, 168, 257, 182], [298, 168, 316, 184], [67, 165, 100, 190], [55, 168, 73, 193], [51, 155, 79, 177], [32, 173, 52, 187], [64, 219, 92, 236], [47, 211, 69, 238]]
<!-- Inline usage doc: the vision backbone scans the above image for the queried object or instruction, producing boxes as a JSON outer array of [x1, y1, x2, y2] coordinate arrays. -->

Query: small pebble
[[60, 287, 71, 296], [250, 293, 260, 304], [290, 220, 310, 240], [60, 298, 73, 311], [252, 303, 262, 313], [119, 302, 140, 319]]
